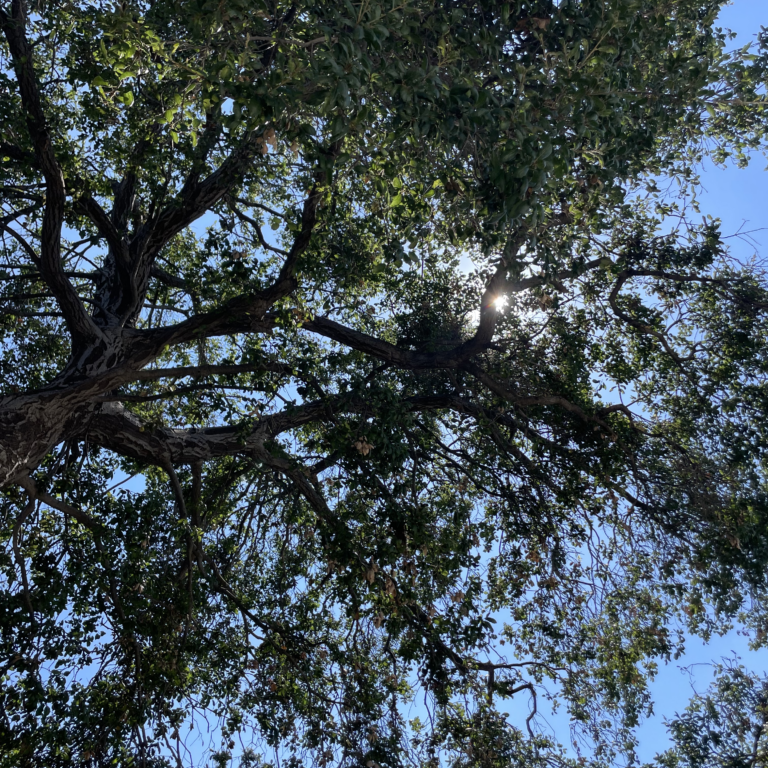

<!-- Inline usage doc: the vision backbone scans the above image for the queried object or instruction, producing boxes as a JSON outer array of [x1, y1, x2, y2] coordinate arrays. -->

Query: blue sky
[[618, 1, 768, 761], [698, 1, 768, 262]]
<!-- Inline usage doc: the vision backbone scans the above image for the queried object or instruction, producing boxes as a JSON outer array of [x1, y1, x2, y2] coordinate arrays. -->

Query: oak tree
[[2, 0, 768, 765]]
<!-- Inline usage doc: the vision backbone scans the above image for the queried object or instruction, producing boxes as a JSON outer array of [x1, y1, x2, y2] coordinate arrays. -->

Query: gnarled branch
[[0, 1, 98, 345]]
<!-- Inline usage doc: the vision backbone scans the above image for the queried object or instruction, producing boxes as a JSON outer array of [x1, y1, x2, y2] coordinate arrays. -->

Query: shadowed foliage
[[2, 0, 768, 765]]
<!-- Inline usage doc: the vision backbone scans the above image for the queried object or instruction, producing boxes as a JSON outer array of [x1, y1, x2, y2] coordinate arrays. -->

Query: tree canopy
[[2, 0, 768, 765]]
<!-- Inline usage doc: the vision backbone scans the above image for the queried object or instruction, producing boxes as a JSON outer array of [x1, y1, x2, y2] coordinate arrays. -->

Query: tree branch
[[0, 1, 98, 344], [136, 132, 263, 259], [81, 401, 334, 464], [0, 221, 40, 265], [608, 270, 687, 366], [303, 316, 472, 369], [302, 257, 612, 370], [129, 362, 292, 382], [0, 204, 42, 265], [149, 264, 187, 290], [18, 474, 102, 531], [144, 187, 327, 346], [464, 362, 614, 432], [74, 192, 125, 258], [81, 393, 476, 465], [502, 255, 610, 294], [229, 201, 289, 257], [12, 480, 36, 619]]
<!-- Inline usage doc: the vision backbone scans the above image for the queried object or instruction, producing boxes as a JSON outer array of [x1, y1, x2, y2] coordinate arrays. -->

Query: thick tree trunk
[[0, 392, 90, 487], [0, 331, 164, 488]]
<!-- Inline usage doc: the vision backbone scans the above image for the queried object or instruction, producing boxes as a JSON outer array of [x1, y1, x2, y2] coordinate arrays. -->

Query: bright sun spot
[[493, 295, 509, 310]]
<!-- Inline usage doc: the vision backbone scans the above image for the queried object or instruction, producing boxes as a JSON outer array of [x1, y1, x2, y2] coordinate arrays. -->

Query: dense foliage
[[2, 0, 768, 765]]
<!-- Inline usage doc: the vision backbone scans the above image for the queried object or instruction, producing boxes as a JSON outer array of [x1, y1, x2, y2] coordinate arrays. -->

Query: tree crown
[[2, 0, 768, 765]]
